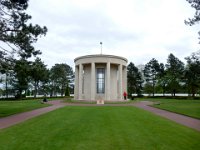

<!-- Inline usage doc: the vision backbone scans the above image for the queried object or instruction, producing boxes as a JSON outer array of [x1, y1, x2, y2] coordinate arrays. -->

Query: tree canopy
[[185, 0, 200, 41], [165, 53, 185, 96], [50, 64, 74, 97], [30, 58, 49, 98], [127, 62, 143, 96], [0, 0, 47, 72], [143, 58, 162, 96], [0, 0, 48, 98], [185, 51, 200, 96]]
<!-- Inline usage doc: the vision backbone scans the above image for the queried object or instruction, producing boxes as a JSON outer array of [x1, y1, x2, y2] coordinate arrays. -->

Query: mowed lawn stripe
[[0, 100, 50, 118], [152, 100, 200, 119], [0, 106, 200, 150]]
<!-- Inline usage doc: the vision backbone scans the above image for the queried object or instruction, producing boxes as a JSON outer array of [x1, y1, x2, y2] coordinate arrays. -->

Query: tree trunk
[[173, 89, 176, 97], [192, 86, 195, 97], [152, 82, 155, 97], [192, 93, 195, 97], [162, 87, 165, 96], [34, 81, 38, 98], [18, 89, 22, 99], [53, 82, 56, 97], [5, 73, 8, 99], [61, 88, 63, 97]]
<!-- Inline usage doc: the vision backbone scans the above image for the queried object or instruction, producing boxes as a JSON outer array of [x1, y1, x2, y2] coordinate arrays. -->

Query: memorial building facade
[[74, 54, 127, 101]]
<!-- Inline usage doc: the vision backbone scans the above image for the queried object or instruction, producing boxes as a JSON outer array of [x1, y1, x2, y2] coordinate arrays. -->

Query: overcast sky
[[27, 0, 199, 69]]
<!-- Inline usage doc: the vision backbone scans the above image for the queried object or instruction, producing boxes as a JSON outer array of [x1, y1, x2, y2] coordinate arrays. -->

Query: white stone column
[[78, 64, 83, 100], [106, 62, 110, 100], [91, 62, 95, 100], [74, 65, 79, 99], [123, 66, 127, 94], [118, 64, 123, 100]]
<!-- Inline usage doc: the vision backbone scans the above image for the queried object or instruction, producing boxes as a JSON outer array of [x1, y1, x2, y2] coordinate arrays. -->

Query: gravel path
[[0, 100, 200, 132]]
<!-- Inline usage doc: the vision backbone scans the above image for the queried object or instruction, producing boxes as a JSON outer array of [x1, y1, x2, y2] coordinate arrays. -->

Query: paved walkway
[[0, 100, 67, 129], [133, 101, 200, 132], [0, 100, 200, 132]]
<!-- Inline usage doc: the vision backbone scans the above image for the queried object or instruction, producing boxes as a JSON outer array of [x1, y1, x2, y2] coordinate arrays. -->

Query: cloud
[[27, 0, 200, 70]]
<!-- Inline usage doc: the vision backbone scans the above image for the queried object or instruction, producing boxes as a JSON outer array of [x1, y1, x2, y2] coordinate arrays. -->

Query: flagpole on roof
[[100, 42, 102, 54]]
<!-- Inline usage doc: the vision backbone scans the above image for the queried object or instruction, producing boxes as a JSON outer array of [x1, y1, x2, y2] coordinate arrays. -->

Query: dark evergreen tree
[[184, 0, 200, 95], [143, 82, 153, 96], [156, 63, 168, 96], [0, 0, 47, 98], [0, 0, 47, 58], [0, 0, 47, 75], [185, 0, 200, 42], [65, 84, 70, 97], [50, 64, 74, 97], [185, 51, 200, 97], [12, 59, 30, 98], [143, 58, 161, 96], [30, 58, 49, 98], [165, 53, 185, 96], [127, 62, 143, 97]]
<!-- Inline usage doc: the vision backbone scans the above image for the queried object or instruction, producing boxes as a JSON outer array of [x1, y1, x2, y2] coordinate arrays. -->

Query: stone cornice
[[74, 54, 128, 63]]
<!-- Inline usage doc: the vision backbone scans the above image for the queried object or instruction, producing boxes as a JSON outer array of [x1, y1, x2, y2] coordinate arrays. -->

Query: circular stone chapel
[[74, 54, 128, 101]]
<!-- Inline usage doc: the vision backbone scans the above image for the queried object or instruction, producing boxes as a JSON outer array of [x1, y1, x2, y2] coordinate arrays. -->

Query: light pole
[[100, 42, 102, 54]]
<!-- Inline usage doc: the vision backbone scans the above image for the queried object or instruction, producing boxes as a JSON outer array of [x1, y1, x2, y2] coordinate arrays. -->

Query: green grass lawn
[[0, 106, 199, 150], [0, 100, 50, 118], [141, 98, 200, 119]]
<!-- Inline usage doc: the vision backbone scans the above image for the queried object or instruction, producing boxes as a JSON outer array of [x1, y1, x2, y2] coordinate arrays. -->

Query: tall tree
[[156, 63, 168, 96], [127, 62, 143, 97], [50, 64, 74, 97], [0, 0, 47, 98], [185, 51, 200, 97], [0, 0, 47, 72], [165, 53, 185, 96], [143, 58, 161, 96], [185, 0, 200, 42], [143, 82, 153, 96], [12, 58, 30, 98], [30, 58, 48, 98], [0, 54, 14, 98]]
